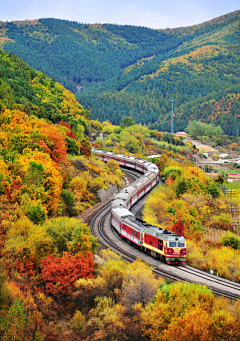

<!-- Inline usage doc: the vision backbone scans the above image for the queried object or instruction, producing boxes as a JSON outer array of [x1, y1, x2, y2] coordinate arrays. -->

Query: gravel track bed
[[183, 265, 240, 290]]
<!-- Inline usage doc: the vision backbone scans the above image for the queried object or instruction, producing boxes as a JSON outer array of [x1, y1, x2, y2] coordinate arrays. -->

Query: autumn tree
[[121, 259, 164, 313], [142, 281, 240, 341], [41, 251, 94, 298], [1, 300, 31, 341], [120, 116, 135, 128], [172, 220, 185, 237], [84, 296, 126, 341], [96, 257, 126, 302], [44, 217, 85, 256]]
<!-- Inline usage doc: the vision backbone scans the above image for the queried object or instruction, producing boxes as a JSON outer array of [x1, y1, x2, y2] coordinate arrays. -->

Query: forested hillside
[[0, 11, 240, 133]]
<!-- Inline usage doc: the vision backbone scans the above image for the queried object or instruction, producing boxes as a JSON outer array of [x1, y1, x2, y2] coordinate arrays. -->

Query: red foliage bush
[[4, 179, 22, 202], [15, 248, 36, 276], [41, 251, 94, 297], [80, 144, 91, 158], [59, 121, 76, 140], [172, 219, 185, 237], [181, 150, 187, 155]]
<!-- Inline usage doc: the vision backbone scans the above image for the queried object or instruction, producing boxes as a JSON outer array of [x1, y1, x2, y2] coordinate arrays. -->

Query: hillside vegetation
[[0, 11, 240, 134]]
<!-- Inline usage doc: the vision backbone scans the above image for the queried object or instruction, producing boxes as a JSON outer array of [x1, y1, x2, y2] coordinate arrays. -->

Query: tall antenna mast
[[171, 98, 174, 134]]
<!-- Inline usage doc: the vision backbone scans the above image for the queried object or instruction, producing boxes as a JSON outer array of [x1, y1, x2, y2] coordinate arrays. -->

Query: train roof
[[141, 171, 157, 179], [92, 149, 153, 165], [112, 207, 134, 219], [123, 216, 185, 241], [111, 198, 127, 209]]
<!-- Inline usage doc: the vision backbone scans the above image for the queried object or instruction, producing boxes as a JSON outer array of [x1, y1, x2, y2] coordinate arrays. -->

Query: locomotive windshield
[[169, 242, 176, 247], [178, 242, 185, 247]]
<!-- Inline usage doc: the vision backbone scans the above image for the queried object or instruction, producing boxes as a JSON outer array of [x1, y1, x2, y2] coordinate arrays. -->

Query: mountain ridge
[[0, 10, 239, 134]]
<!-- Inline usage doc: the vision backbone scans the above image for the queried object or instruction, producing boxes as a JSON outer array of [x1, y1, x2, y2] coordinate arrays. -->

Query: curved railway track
[[90, 169, 240, 300]]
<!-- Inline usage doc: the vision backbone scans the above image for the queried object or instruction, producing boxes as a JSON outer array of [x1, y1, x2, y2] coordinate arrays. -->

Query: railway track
[[90, 169, 240, 300], [181, 264, 240, 291]]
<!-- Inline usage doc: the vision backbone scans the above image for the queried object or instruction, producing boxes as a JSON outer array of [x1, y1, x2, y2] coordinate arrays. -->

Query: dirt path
[[183, 138, 219, 153]]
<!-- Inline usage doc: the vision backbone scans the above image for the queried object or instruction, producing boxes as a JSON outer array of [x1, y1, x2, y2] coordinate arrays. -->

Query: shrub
[[27, 202, 46, 225], [65, 136, 80, 155], [61, 189, 75, 215], [163, 166, 183, 180], [209, 222, 233, 231], [220, 232, 240, 250], [72, 310, 85, 334]]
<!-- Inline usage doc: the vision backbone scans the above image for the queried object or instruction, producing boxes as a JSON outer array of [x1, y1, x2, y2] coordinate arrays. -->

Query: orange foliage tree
[[38, 123, 67, 165], [41, 251, 94, 298]]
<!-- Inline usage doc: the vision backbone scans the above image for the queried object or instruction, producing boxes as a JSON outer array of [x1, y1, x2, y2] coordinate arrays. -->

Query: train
[[92, 148, 186, 265]]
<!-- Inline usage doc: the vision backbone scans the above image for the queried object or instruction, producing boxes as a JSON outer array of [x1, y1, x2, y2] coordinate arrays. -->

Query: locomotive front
[[141, 228, 186, 265], [123, 217, 186, 265], [163, 235, 186, 265]]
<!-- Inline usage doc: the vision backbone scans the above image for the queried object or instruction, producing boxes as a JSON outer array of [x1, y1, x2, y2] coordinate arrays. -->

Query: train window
[[122, 225, 126, 231], [169, 242, 177, 247], [178, 242, 185, 247], [158, 240, 163, 250]]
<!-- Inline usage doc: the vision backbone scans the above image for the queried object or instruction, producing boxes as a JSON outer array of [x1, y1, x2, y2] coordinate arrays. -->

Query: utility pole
[[237, 114, 239, 137], [171, 98, 174, 134]]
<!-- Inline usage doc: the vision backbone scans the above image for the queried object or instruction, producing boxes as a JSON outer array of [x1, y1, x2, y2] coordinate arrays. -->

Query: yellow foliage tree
[[121, 259, 164, 312]]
